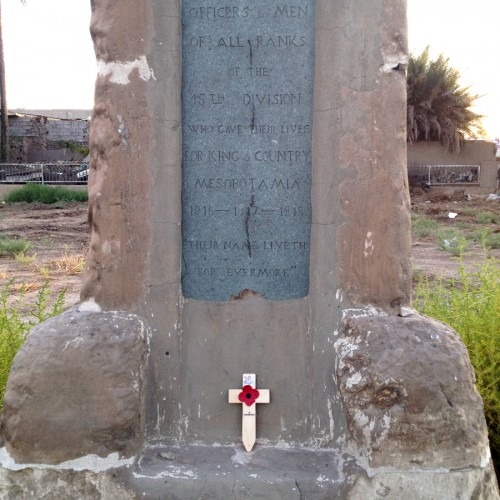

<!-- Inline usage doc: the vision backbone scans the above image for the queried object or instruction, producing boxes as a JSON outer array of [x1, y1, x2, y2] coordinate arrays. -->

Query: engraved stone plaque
[[181, 1, 315, 301]]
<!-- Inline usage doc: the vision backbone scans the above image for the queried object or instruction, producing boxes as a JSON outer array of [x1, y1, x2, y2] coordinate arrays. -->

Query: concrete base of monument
[[130, 445, 360, 498], [0, 445, 498, 499]]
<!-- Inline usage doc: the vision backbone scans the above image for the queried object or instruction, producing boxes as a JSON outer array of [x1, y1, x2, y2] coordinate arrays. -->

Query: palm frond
[[407, 47, 484, 152]]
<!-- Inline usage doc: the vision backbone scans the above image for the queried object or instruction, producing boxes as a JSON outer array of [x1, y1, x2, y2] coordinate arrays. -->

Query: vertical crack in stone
[[247, 39, 253, 66], [245, 194, 255, 258]]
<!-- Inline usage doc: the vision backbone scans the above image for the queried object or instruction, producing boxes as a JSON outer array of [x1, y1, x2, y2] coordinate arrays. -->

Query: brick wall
[[8, 114, 89, 163]]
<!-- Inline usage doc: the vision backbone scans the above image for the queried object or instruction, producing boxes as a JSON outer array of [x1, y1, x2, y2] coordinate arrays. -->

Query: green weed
[[462, 207, 478, 218], [411, 214, 439, 238], [14, 252, 37, 266], [476, 211, 498, 225], [486, 232, 500, 249], [4, 184, 87, 204], [0, 280, 66, 410], [415, 258, 500, 469], [467, 228, 489, 243], [0, 236, 30, 257], [436, 228, 468, 255], [466, 229, 500, 250]]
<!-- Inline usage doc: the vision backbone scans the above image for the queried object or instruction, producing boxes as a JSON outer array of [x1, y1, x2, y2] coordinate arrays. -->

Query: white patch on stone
[[327, 398, 335, 438], [376, 414, 391, 444], [316, 474, 331, 483], [280, 416, 286, 433], [78, 298, 102, 313], [0, 448, 134, 473], [399, 306, 415, 317], [97, 55, 156, 85], [63, 336, 84, 350], [134, 467, 198, 480], [345, 372, 363, 389], [334, 338, 360, 370], [342, 307, 386, 319], [101, 241, 111, 255], [480, 446, 492, 468], [164, 467, 198, 480], [231, 449, 252, 465], [380, 52, 408, 73], [353, 409, 372, 444], [364, 231, 374, 258]]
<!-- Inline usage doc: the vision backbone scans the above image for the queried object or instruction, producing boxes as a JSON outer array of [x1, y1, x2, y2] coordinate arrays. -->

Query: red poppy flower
[[238, 385, 260, 406]]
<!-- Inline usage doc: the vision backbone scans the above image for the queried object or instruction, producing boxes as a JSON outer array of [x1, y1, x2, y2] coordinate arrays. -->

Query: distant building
[[408, 140, 499, 194], [10, 109, 91, 120], [7, 110, 90, 163]]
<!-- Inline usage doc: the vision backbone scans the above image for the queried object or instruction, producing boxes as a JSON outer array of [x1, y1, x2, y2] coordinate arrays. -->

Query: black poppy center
[[246, 393, 252, 399]]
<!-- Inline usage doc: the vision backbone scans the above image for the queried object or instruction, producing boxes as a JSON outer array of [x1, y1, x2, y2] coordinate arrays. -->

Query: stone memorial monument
[[0, 0, 498, 498]]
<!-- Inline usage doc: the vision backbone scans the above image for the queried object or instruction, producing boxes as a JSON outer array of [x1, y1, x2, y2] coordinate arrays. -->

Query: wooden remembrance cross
[[229, 374, 270, 452]]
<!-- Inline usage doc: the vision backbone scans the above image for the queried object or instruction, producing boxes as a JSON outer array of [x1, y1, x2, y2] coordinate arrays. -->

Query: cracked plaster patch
[[0, 448, 134, 473], [379, 52, 408, 73], [97, 56, 156, 84]]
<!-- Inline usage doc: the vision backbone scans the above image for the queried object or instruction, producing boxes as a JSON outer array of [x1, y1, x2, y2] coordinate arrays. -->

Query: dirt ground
[[0, 202, 88, 311], [410, 188, 500, 280], [0, 189, 498, 313]]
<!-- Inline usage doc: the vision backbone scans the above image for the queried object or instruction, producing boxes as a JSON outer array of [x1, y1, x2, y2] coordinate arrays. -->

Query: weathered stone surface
[[0, 467, 136, 500], [81, 0, 154, 311], [336, 313, 491, 470], [0, 446, 353, 499], [128, 445, 357, 499], [348, 461, 500, 500], [0, 445, 498, 499], [2, 310, 149, 464]]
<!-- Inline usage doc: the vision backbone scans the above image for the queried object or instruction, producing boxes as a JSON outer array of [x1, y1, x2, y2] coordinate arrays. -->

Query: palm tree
[[0, 0, 26, 162], [407, 47, 484, 153]]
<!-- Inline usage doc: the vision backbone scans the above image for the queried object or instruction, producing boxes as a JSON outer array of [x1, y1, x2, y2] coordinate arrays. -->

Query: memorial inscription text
[[181, 1, 315, 300]]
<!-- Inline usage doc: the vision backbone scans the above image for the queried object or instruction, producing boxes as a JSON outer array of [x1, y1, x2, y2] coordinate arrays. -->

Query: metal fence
[[408, 163, 480, 186], [0, 163, 88, 184]]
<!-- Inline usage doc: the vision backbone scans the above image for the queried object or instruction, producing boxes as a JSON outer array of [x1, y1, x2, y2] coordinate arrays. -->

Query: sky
[[2, 0, 500, 139]]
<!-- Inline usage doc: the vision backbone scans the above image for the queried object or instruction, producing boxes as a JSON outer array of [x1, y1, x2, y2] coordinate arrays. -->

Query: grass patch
[[486, 232, 500, 249], [50, 253, 86, 275], [461, 207, 478, 218], [415, 258, 500, 470], [0, 280, 66, 410], [14, 252, 37, 266], [476, 211, 498, 225], [0, 236, 30, 257], [436, 228, 469, 255], [411, 214, 438, 238], [4, 184, 88, 204], [466, 229, 500, 250]]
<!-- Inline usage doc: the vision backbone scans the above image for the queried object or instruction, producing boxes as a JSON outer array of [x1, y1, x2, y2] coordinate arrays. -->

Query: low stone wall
[[408, 140, 499, 194]]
